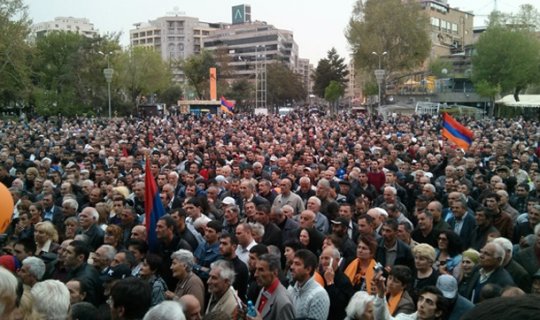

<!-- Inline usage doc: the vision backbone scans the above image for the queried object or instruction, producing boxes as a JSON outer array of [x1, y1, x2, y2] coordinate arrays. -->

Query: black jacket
[[375, 238, 415, 272]]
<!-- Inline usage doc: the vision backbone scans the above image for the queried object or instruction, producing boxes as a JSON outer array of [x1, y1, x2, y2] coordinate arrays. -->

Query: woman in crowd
[[344, 291, 374, 320], [63, 216, 79, 240], [412, 243, 439, 300], [458, 249, 480, 297], [139, 253, 168, 307], [104, 224, 124, 251], [344, 234, 378, 292], [385, 265, 415, 316], [298, 227, 322, 256], [34, 221, 60, 255], [435, 230, 463, 279]]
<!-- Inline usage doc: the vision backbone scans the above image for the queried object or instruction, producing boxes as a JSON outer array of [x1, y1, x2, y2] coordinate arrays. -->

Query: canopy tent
[[496, 95, 540, 108]]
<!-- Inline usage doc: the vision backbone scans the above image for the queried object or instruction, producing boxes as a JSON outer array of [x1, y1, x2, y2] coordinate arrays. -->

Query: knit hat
[[0, 255, 20, 273], [462, 248, 480, 265]]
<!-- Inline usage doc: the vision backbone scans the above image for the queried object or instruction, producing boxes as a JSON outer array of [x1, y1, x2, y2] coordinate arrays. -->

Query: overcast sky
[[25, 0, 537, 64]]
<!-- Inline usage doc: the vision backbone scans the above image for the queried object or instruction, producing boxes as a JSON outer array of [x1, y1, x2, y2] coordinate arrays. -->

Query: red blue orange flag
[[144, 158, 165, 252], [220, 96, 234, 115], [442, 112, 473, 150]]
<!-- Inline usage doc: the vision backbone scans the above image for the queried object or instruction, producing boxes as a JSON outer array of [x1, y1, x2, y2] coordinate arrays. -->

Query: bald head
[[179, 294, 201, 320]]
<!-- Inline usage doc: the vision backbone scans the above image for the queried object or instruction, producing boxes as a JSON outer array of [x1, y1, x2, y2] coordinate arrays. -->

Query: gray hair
[[171, 249, 195, 272], [62, 198, 79, 211], [317, 178, 330, 188], [489, 242, 506, 266], [31, 280, 70, 320], [80, 207, 99, 221], [345, 291, 375, 320], [143, 301, 186, 320], [259, 253, 281, 273], [0, 266, 18, 316], [308, 196, 321, 207], [424, 183, 436, 193], [384, 186, 397, 195], [248, 222, 265, 238], [492, 237, 513, 258], [22, 257, 46, 281], [210, 260, 235, 284], [99, 245, 117, 262]]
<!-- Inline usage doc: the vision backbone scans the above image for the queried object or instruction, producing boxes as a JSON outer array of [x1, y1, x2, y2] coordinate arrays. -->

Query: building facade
[[130, 15, 225, 82], [203, 21, 299, 81], [31, 17, 98, 40]]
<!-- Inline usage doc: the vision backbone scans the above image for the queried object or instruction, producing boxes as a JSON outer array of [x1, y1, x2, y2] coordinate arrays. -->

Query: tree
[[266, 62, 306, 109], [472, 24, 540, 102], [182, 50, 216, 99], [115, 46, 171, 107], [225, 79, 253, 111], [0, 0, 32, 111], [312, 48, 349, 98], [32, 31, 121, 116], [159, 85, 183, 107], [324, 80, 344, 114], [346, 0, 430, 74]]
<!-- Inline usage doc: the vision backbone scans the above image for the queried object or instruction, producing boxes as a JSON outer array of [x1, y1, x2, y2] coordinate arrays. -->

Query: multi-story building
[[203, 20, 300, 81], [130, 14, 226, 82], [31, 17, 98, 40], [419, 0, 474, 58], [296, 58, 312, 96]]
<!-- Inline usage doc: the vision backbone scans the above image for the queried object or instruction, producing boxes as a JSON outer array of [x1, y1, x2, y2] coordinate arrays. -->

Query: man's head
[[479, 242, 505, 272], [109, 277, 151, 320], [207, 260, 235, 297], [179, 294, 201, 320], [204, 220, 222, 244], [130, 225, 147, 241], [63, 240, 90, 270], [156, 215, 175, 242], [235, 223, 253, 248], [254, 203, 271, 225], [66, 279, 88, 305], [290, 249, 318, 284], [417, 210, 433, 233], [255, 253, 281, 288], [18, 256, 46, 287], [319, 246, 340, 272], [416, 286, 446, 320], [78, 207, 99, 229], [299, 210, 316, 229], [218, 234, 238, 259], [381, 219, 399, 246], [93, 245, 117, 271]]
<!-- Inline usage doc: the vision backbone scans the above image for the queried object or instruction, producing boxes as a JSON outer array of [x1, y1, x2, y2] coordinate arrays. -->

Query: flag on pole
[[144, 158, 165, 252], [441, 112, 473, 150], [220, 96, 235, 114]]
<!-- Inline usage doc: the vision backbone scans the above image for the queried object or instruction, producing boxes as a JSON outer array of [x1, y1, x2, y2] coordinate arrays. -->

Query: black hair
[[127, 239, 148, 255], [110, 277, 151, 319], [219, 233, 239, 246], [144, 253, 163, 274], [69, 240, 91, 261], [249, 244, 268, 257], [437, 230, 463, 257], [389, 265, 412, 286], [294, 249, 318, 276]]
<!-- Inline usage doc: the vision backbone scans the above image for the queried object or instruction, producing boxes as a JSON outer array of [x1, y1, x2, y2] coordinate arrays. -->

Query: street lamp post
[[99, 51, 113, 118], [372, 51, 387, 112]]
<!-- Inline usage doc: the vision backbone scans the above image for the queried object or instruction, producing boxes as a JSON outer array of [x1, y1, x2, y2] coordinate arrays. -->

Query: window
[[431, 17, 440, 28]]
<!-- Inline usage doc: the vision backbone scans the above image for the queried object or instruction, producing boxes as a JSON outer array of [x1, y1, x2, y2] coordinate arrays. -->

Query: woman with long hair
[[435, 230, 463, 279]]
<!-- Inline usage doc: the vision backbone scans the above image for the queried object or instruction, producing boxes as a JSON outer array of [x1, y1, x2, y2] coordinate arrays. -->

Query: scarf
[[387, 291, 404, 316], [314, 271, 325, 286], [344, 258, 376, 292]]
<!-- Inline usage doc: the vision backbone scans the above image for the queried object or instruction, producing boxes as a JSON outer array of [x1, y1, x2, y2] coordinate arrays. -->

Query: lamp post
[[99, 51, 113, 118], [372, 51, 387, 111]]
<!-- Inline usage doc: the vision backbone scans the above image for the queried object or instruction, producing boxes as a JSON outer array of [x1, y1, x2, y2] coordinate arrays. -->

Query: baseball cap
[[100, 264, 132, 283], [436, 274, 458, 299], [222, 197, 236, 206], [330, 217, 349, 226]]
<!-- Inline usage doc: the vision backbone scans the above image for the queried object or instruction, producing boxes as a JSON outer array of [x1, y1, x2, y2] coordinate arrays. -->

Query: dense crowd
[[1, 110, 540, 320]]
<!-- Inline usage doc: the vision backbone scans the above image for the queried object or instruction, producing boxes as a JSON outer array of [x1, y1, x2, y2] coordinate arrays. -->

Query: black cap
[[100, 264, 132, 283], [331, 217, 349, 226]]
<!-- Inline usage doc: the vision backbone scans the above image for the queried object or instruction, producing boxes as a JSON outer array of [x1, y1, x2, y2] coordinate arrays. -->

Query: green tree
[[346, 0, 430, 74], [159, 85, 183, 107], [267, 62, 306, 109], [324, 80, 344, 114], [182, 50, 216, 99], [312, 48, 349, 98], [32, 31, 121, 116], [472, 24, 540, 102], [225, 79, 253, 111], [115, 46, 171, 107], [0, 0, 32, 110]]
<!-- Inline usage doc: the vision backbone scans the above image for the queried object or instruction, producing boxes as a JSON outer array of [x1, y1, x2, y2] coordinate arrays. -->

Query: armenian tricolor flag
[[442, 112, 473, 150], [144, 158, 165, 252], [220, 96, 235, 115]]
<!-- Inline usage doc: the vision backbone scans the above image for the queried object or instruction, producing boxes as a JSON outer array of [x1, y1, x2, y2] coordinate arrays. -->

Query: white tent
[[496, 95, 540, 108]]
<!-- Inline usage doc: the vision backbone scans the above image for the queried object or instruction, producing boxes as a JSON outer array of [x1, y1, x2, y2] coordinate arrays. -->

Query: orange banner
[[209, 67, 217, 101]]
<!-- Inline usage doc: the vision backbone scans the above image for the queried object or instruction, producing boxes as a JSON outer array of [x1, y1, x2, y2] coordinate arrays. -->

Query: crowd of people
[[1, 110, 540, 320]]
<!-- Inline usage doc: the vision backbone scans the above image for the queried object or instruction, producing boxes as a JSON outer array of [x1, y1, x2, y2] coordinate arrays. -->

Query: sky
[[25, 0, 538, 64]]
